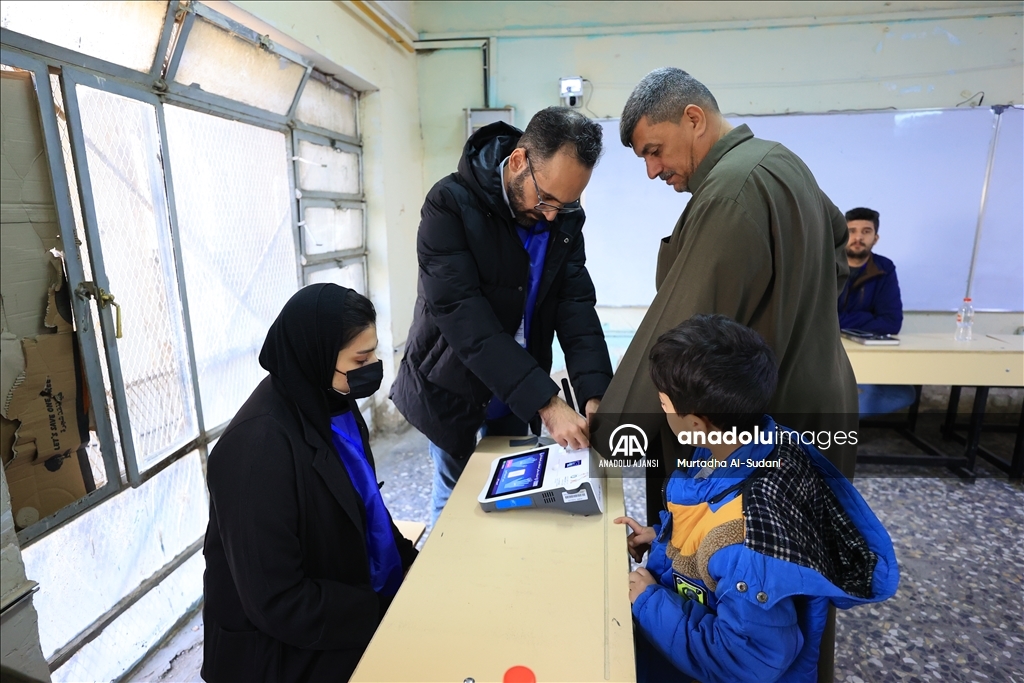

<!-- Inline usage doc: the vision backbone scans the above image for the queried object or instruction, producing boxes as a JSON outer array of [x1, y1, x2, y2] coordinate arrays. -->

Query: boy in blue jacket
[[616, 314, 899, 683]]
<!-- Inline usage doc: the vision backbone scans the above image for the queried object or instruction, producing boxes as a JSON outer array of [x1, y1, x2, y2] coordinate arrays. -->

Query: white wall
[[413, 1, 1023, 37], [488, 13, 1022, 125], [230, 1, 426, 425], [413, 1, 1023, 313], [417, 46, 485, 194], [415, 2, 1023, 123]]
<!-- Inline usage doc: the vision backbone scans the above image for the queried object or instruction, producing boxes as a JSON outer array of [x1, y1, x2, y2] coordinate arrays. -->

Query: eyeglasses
[[525, 153, 582, 215]]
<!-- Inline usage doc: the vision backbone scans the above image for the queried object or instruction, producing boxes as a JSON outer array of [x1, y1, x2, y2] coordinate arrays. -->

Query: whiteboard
[[584, 107, 1022, 311]]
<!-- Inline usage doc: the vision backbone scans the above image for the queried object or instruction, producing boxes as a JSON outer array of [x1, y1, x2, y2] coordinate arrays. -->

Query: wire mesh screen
[[23, 449, 207, 660], [74, 85, 197, 470], [163, 105, 298, 430], [50, 73, 123, 486], [52, 551, 203, 683]]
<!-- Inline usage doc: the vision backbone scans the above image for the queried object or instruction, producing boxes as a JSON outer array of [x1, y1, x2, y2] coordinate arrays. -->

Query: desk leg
[[1010, 402, 1024, 481], [951, 387, 987, 479], [942, 386, 962, 439], [907, 386, 923, 433]]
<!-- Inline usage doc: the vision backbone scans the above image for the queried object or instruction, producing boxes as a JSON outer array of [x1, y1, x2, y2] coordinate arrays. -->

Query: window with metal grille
[[1, 1, 364, 677], [294, 71, 368, 295]]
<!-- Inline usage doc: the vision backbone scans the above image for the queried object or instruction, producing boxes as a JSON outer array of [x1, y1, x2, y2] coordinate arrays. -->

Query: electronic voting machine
[[477, 444, 603, 515]]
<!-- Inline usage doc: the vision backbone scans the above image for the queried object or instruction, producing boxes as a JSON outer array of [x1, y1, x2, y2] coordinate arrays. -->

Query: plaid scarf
[[742, 441, 877, 598]]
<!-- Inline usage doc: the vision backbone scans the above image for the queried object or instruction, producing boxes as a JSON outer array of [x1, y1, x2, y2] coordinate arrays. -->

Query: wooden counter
[[842, 333, 1023, 386], [352, 436, 636, 683]]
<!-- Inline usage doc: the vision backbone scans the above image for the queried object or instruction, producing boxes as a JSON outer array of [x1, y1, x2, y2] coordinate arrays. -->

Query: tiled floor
[[130, 417, 1024, 682], [831, 419, 1024, 683]]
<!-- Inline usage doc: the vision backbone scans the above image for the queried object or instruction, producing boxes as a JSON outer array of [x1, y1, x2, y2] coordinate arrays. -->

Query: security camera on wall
[[560, 77, 583, 108]]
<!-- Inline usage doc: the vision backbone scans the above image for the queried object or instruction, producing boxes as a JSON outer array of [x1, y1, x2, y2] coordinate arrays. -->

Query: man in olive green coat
[[597, 68, 857, 682]]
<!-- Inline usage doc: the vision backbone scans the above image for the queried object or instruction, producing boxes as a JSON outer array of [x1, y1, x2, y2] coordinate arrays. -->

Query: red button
[[503, 665, 536, 683]]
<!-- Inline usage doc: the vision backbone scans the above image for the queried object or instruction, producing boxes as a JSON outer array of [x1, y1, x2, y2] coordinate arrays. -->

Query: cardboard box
[[1, 69, 88, 528], [4, 451, 87, 529], [0, 71, 64, 340], [4, 289, 87, 528], [6, 288, 83, 460]]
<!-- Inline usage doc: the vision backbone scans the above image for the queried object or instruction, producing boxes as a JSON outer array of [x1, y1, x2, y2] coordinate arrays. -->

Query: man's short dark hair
[[649, 314, 778, 432], [845, 207, 880, 232], [620, 67, 720, 147], [518, 107, 603, 169]]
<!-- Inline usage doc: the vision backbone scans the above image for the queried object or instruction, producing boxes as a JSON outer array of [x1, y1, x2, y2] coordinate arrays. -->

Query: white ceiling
[[411, 1, 1022, 36]]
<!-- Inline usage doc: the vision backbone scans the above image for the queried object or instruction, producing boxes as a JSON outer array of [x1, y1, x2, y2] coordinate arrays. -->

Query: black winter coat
[[390, 122, 613, 459], [202, 378, 417, 683]]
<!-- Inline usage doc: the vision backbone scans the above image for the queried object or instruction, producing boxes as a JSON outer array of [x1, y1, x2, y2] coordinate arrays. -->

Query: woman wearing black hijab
[[202, 284, 417, 683]]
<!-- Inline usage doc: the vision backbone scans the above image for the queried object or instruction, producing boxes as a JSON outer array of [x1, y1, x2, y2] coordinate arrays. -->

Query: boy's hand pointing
[[614, 516, 656, 562]]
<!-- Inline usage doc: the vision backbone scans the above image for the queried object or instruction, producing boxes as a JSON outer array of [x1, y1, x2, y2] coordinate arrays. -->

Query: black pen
[[561, 377, 577, 413]]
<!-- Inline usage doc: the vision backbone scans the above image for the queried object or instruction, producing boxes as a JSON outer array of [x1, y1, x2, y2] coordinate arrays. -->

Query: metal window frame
[[0, 49, 124, 545], [302, 255, 370, 295], [292, 68, 361, 141], [150, 1, 180, 79], [1, 2, 364, 669], [293, 129, 363, 200], [291, 123, 368, 295], [45, 535, 205, 673], [2, 0, 365, 522], [298, 197, 368, 265], [164, 1, 313, 117], [60, 65, 200, 487], [0, 0, 178, 84], [190, 1, 312, 72], [294, 119, 361, 149]]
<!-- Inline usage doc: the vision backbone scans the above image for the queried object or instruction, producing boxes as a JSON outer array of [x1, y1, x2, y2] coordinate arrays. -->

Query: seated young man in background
[[616, 314, 898, 683], [838, 206, 916, 417]]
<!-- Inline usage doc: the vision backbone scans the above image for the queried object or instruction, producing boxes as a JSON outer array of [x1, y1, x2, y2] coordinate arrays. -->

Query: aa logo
[[609, 424, 648, 458]]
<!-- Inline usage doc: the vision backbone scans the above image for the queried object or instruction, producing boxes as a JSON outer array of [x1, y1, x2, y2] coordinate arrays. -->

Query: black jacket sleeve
[[417, 186, 558, 421], [555, 229, 612, 406], [208, 418, 380, 651], [389, 520, 419, 569]]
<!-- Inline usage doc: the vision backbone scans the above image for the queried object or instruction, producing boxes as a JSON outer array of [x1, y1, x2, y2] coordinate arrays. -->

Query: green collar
[[687, 124, 755, 193]]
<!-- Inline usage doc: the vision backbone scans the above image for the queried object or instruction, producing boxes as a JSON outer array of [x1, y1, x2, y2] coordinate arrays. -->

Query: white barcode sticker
[[562, 489, 589, 503]]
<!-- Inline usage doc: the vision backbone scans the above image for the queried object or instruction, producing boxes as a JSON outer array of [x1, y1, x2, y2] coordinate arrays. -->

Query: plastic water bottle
[[954, 298, 974, 341]]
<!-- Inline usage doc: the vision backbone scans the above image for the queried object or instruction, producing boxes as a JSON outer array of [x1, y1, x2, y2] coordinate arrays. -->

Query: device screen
[[486, 448, 548, 498]]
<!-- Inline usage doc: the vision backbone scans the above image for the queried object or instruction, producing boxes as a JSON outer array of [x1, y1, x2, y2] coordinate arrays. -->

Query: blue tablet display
[[487, 449, 548, 498]]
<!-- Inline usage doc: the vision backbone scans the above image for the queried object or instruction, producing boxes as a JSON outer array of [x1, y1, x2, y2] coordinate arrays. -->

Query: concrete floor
[[128, 413, 1024, 683]]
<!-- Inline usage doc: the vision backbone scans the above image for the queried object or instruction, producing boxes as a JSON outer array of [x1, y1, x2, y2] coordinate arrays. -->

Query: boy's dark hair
[[518, 106, 603, 168], [845, 207, 880, 232], [649, 314, 778, 432]]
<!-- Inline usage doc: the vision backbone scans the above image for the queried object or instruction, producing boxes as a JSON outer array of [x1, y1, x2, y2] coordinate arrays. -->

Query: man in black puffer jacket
[[391, 108, 613, 523]]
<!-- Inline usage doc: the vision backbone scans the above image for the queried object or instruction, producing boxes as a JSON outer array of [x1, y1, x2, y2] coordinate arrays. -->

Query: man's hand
[[585, 397, 600, 426], [628, 567, 657, 604], [538, 395, 589, 450], [614, 516, 656, 562]]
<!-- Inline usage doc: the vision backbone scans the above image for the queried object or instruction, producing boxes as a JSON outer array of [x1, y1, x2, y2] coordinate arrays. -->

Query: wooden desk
[[843, 333, 1024, 477], [842, 333, 1023, 386], [352, 437, 636, 683]]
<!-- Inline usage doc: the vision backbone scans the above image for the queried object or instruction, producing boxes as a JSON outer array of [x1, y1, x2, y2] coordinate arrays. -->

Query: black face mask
[[335, 360, 383, 399]]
